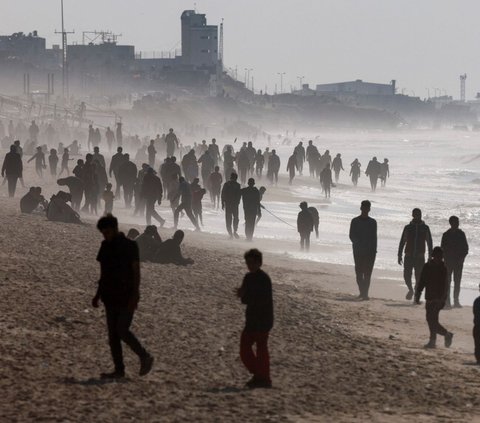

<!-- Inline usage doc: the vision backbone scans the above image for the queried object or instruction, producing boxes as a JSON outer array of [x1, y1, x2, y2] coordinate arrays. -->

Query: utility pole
[[460, 74, 467, 102], [55, 0, 74, 102], [218, 18, 224, 73], [277, 72, 286, 93]]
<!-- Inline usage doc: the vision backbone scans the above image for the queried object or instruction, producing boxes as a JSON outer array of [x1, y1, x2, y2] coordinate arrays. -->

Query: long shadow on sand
[[334, 296, 364, 302], [62, 377, 130, 386], [207, 386, 246, 394], [384, 303, 417, 308]]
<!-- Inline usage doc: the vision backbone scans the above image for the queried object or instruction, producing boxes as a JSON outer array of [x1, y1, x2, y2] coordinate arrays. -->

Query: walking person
[[2, 145, 23, 198], [398, 208, 433, 301], [441, 216, 469, 308], [297, 201, 314, 251], [173, 177, 200, 230], [28, 146, 46, 178], [349, 200, 377, 300], [241, 178, 261, 242], [147, 139, 157, 169], [415, 247, 454, 349], [141, 168, 166, 227], [92, 214, 154, 379], [221, 173, 242, 239], [236, 249, 273, 389]]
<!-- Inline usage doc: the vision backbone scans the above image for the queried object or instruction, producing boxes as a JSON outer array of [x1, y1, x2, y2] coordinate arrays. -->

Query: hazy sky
[[3, 0, 480, 99]]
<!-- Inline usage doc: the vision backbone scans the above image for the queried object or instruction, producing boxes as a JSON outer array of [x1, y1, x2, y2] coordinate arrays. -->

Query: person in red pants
[[236, 249, 274, 389]]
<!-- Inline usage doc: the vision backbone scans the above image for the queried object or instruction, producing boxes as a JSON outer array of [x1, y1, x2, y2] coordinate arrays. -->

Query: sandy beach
[[1, 193, 480, 423]]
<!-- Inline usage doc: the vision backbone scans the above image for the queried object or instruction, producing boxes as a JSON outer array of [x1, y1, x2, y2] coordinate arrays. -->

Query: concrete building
[[316, 79, 396, 96], [292, 83, 316, 96], [0, 31, 46, 64]]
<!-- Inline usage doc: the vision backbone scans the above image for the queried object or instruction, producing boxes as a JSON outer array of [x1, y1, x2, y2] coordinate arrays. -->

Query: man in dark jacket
[[398, 208, 433, 301], [109, 147, 125, 197], [349, 200, 377, 300], [415, 246, 453, 349], [2, 145, 23, 197], [241, 178, 261, 242], [221, 173, 242, 239], [173, 177, 200, 230], [92, 215, 153, 379], [441, 216, 469, 308], [118, 154, 137, 208], [141, 168, 165, 227], [236, 249, 273, 389], [297, 201, 314, 251]]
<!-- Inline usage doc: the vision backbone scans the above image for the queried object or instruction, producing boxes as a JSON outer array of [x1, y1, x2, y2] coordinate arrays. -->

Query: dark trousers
[[113, 171, 121, 197], [105, 306, 146, 372], [244, 210, 257, 241], [403, 256, 425, 292], [353, 253, 376, 298], [225, 204, 239, 235], [7, 176, 18, 197], [174, 202, 198, 229], [123, 183, 134, 208], [425, 300, 448, 341], [240, 330, 270, 383], [300, 231, 311, 251], [445, 260, 464, 305], [145, 197, 164, 226], [473, 326, 480, 363]]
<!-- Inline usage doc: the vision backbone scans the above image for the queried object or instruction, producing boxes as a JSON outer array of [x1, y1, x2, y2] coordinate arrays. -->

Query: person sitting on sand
[[136, 225, 163, 262], [236, 248, 273, 389], [46, 191, 82, 224], [415, 247, 454, 349], [153, 230, 193, 266], [92, 214, 154, 379], [20, 187, 48, 214]]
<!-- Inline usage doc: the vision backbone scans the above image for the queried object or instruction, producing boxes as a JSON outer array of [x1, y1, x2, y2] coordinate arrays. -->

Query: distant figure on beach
[[380, 158, 390, 187], [267, 150, 280, 186], [221, 173, 242, 239], [141, 168, 165, 227], [294, 142, 305, 175], [308, 206, 320, 239], [236, 249, 273, 389], [102, 183, 115, 215], [173, 176, 200, 231], [286, 153, 297, 185], [415, 247, 453, 349], [349, 200, 377, 300], [332, 153, 344, 183], [320, 164, 333, 199], [365, 157, 381, 191], [398, 208, 433, 302], [2, 145, 23, 197], [241, 178, 261, 242], [92, 215, 154, 379], [28, 146, 46, 178], [350, 159, 361, 186], [473, 285, 480, 364], [208, 166, 223, 209], [48, 149, 59, 177], [57, 176, 84, 211], [297, 202, 314, 251], [147, 139, 157, 168], [154, 230, 194, 265], [441, 216, 469, 308], [165, 128, 179, 157], [109, 147, 125, 197]]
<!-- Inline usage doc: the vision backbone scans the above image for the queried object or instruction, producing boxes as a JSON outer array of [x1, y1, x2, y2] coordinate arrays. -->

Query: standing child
[[102, 183, 115, 215], [236, 249, 273, 389]]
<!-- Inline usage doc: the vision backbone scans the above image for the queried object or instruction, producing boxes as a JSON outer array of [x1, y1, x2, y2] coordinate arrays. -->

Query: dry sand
[[1, 193, 480, 423]]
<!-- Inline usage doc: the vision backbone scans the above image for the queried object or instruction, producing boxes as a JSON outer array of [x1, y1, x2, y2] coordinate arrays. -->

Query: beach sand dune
[[1, 197, 480, 422]]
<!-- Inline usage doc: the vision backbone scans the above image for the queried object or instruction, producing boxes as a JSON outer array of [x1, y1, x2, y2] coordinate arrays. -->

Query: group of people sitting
[[126, 225, 194, 266]]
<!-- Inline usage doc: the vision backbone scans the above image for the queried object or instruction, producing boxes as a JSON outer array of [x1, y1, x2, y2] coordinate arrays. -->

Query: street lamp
[[277, 72, 286, 93]]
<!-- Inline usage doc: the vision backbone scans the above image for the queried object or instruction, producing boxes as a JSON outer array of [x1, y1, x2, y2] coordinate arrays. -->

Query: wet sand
[[1, 194, 480, 422]]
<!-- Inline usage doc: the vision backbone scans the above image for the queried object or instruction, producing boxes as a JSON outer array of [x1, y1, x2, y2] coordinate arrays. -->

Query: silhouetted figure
[[332, 153, 344, 183], [320, 164, 333, 198], [308, 206, 320, 238], [255, 149, 265, 178], [267, 150, 280, 186], [294, 142, 306, 175], [236, 249, 273, 389], [365, 156, 381, 192], [28, 146, 46, 178], [81, 154, 99, 214], [222, 173, 241, 239], [286, 153, 297, 185], [58, 148, 72, 176], [173, 177, 200, 230], [297, 202, 314, 251], [109, 147, 125, 197], [398, 208, 433, 301], [92, 146, 106, 169], [192, 183, 206, 226], [72, 159, 84, 179], [136, 225, 162, 262], [208, 166, 223, 209], [241, 178, 260, 241], [306, 140, 320, 178], [198, 150, 215, 189], [380, 158, 390, 187], [255, 186, 267, 226], [92, 215, 154, 379], [20, 187, 47, 213], [415, 247, 453, 349], [208, 138, 221, 166], [103, 183, 115, 215], [116, 122, 123, 147], [141, 168, 165, 227], [350, 159, 361, 186], [223, 146, 236, 179], [47, 191, 82, 224], [48, 149, 59, 177], [2, 145, 23, 197], [57, 176, 84, 211], [106, 126, 115, 152], [154, 230, 194, 265], [441, 216, 469, 308], [29, 120, 39, 143], [237, 148, 250, 185], [165, 128, 179, 157], [182, 150, 199, 182], [118, 154, 137, 208], [473, 285, 480, 363], [349, 200, 377, 300], [147, 139, 156, 168]]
